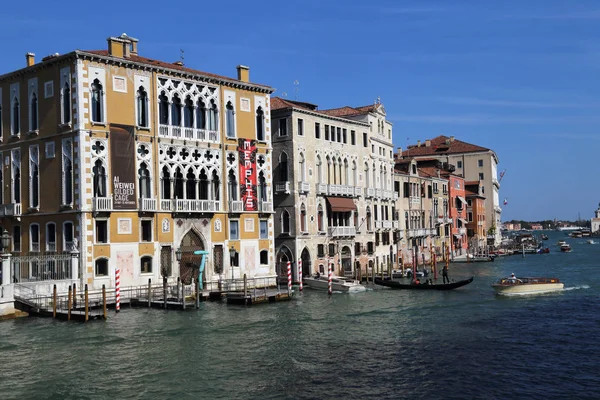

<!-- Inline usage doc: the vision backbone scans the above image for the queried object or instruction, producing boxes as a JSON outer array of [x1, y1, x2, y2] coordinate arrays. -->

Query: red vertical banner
[[238, 139, 258, 211]]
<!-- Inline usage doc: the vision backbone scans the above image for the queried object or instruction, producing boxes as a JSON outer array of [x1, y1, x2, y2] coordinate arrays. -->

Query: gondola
[[374, 276, 474, 290]]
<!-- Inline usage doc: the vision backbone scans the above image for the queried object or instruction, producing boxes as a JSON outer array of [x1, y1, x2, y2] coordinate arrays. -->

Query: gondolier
[[442, 265, 449, 284]]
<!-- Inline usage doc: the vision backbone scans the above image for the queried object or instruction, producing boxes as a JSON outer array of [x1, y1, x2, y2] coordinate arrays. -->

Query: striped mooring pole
[[298, 260, 303, 292], [328, 263, 332, 295], [287, 261, 292, 295], [115, 268, 121, 313]]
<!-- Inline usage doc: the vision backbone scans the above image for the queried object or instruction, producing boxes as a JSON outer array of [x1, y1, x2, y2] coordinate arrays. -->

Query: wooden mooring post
[[195, 278, 200, 309], [67, 286, 72, 321], [147, 278, 152, 308], [181, 279, 185, 311], [163, 277, 167, 309], [243, 274, 248, 299], [84, 284, 89, 322], [176, 277, 180, 303], [72, 283, 77, 309], [52, 285, 57, 319], [102, 284, 107, 320]]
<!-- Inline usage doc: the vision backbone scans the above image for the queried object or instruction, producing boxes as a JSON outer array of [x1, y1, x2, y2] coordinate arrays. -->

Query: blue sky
[[2, 0, 599, 221]]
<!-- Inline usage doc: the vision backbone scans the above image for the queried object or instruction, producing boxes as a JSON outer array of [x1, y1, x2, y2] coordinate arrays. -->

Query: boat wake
[[564, 285, 591, 291]]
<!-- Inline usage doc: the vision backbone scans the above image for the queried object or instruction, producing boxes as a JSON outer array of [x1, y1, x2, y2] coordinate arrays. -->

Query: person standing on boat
[[442, 265, 450, 284]]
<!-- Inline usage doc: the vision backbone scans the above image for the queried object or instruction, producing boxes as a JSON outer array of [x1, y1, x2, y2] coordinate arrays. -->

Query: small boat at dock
[[492, 276, 564, 295], [303, 274, 366, 293], [374, 277, 474, 291]]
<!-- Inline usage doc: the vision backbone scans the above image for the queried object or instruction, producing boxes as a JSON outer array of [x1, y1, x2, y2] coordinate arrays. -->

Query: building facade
[[401, 136, 502, 246], [270, 97, 397, 280], [465, 181, 486, 250], [0, 34, 276, 292]]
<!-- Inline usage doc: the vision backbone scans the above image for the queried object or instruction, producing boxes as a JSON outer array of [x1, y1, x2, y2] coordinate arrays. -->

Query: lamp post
[[229, 245, 236, 281], [175, 247, 183, 264], [1, 230, 12, 286]]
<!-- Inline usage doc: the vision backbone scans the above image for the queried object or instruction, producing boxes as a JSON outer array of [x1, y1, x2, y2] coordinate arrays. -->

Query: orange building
[[442, 173, 468, 255], [465, 181, 486, 249]]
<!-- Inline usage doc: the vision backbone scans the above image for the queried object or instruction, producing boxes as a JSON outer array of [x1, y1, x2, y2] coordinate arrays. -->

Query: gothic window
[[258, 172, 267, 201], [161, 166, 171, 199], [30, 223, 40, 252], [184, 96, 194, 128], [46, 223, 56, 252], [316, 156, 322, 184], [317, 204, 324, 232], [159, 92, 169, 124], [12, 150, 21, 203], [62, 82, 71, 124], [212, 170, 220, 201], [299, 153, 306, 182], [365, 162, 370, 187], [93, 160, 107, 197], [352, 161, 357, 186], [366, 207, 372, 231], [29, 145, 39, 208], [300, 203, 307, 232], [12, 97, 20, 134], [137, 86, 149, 127], [62, 139, 73, 206], [174, 167, 184, 199], [226, 101, 235, 138], [282, 210, 290, 234], [29, 92, 38, 131], [63, 221, 74, 251], [197, 99, 206, 130], [208, 100, 218, 131], [256, 106, 265, 141], [171, 95, 182, 126], [91, 79, 103, 122], [199, 169, 209, 200], [138, 163, 151, 198], [228, 170, 238, 201], [186, 168, 196, 199], [279, 152, 288, 182]]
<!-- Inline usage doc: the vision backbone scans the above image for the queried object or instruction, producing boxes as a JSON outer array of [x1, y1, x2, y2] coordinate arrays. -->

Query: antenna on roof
[[180, 49, 185, 66], [294, 80, 300, 100]]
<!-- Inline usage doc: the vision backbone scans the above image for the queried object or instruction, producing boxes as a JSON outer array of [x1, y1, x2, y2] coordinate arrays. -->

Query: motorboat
[[451, 254, 494, 263], [303, 274, 366, 293], [541, 234, 549, 240], [375, 276, 474, 291], [557, 240, 566, 246], [587, 239, 597, 245], [560, 243, 572, 252], [492, 276, 564, 295]]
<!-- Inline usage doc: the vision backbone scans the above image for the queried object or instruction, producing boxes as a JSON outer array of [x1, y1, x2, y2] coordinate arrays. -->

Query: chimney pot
[[237, 65, 250, 83], [26, 52, 35, 67], [417, 140, 421, 147], [425, 139, 431, 147], [450, 136, 455, 142]]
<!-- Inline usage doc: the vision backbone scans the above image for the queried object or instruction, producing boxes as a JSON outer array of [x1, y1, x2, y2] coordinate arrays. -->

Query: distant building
[[592, 203, 600, 234], [530, 224, 543, 230]]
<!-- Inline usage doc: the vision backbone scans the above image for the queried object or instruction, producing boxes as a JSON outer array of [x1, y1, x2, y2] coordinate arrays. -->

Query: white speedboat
[[303, 274, 366, 293], [587, 239, 597, 245], [492, 276, 564, 295]]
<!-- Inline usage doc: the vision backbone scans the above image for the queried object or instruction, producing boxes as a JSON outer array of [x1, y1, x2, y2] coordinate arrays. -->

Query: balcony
[[374, 221, 383, 229], [259, 201, 273, 213], [407, 228, 428, 238], [410, 196, 421, 205], [328, 184, 355, 197], [327, 226, 356, 237], [364, 188, 376, 198], [392, 221, 400, 230], [275, 182, 291, 194], [316, 183, 328, 195], [459, 228, 467, 235], [160, 199, 220, 213], [354, 186, 362, 197], [93, 197, 113, 211], [229, 200, 243, 213], [0, 203, 22, 217], [139, 198, 156, 211], [298, 181, 310, 194], [382, 221, 393, 229], [159, 124, 219, 144], [375, 188, 383, 198]]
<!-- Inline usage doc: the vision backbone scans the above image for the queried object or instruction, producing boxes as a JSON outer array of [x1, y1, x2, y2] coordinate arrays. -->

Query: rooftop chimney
[[417, 140, 421, 147], [425, 139, 431, 147], [107, 33, 139, 58], [26, 52, 35, 67], [450, 136, 455, 142], [237, 65, 250, 83]]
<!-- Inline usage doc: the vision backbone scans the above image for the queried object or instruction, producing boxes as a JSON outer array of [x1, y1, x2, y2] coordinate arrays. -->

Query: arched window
[[279, 152, 288, 182], [184, 96, 194, 128], [91, 79, 103, 122], [211, 170, 220, 201], [352, 161, 357, 187], [63, 221, 74, 251], [171, 95, 182, 126], [30, 163, 39, 208], [138, 163, 151, 199], [343, 159, 349, 186], [364, 162, 370, 187], [299, 153, 306, 182], [208, 100, 218, 131], [30, 92, 38, 131], [12, 97, 20, 134], [62, 82, 71, 124], [95, 258, 108, 276], [161, 166, 171, 199], [226, 101, 235, 137], [317, 204, 324, 232], [159, 92, 169, 125], [186, 168, 196, 199], [256, 106, 265, 141], [366, 207, 372, 231], [174, 167, 184, 199], [258, 172, 267, 201], [199, 169, 209, 200], [137, 86, 148, 127], [260, 250, 268, 265], [141, 256, 153, 273], [197, 99, 206, 130], [282, 210, 291, 234], [93, 160, 106, 197], [228, 170, 238, 201], [46, 222, 56, 252], [316, 155, 322, 184], [300, 203, 307, 232], [13, 162, 20, 203], [30, 223, 40, 252]]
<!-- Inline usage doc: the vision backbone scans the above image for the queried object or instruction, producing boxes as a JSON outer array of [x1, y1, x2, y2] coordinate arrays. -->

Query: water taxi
[[303, 274, 366, 293], [492, 276, 564, 295]]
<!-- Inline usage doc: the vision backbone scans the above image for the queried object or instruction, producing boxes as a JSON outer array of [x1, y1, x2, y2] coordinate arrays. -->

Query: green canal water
[[1, 231, 599, 399]]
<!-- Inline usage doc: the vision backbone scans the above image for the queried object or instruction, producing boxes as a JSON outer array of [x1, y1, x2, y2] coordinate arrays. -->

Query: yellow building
[[0, 34, 276, 292]]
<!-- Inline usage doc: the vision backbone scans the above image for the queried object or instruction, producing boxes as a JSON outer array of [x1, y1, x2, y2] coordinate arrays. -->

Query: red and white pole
[[328, 263, 332, 295], [115, 268, 121, 313], [298, 260, 303, 292], [287, 261, 292, 294]]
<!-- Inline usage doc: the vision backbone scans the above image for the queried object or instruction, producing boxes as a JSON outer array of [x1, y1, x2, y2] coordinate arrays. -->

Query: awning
[[457, 196, 467, 205], [326, 197, 356, 212], [458, 218, 468, 225]]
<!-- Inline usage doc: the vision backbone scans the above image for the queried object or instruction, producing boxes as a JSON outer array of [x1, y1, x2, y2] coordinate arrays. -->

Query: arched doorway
[[179, 230, 205, 285], [276, 246, 293, 283], [341, 246, 352, 277], [300, 247, 311, 279]]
